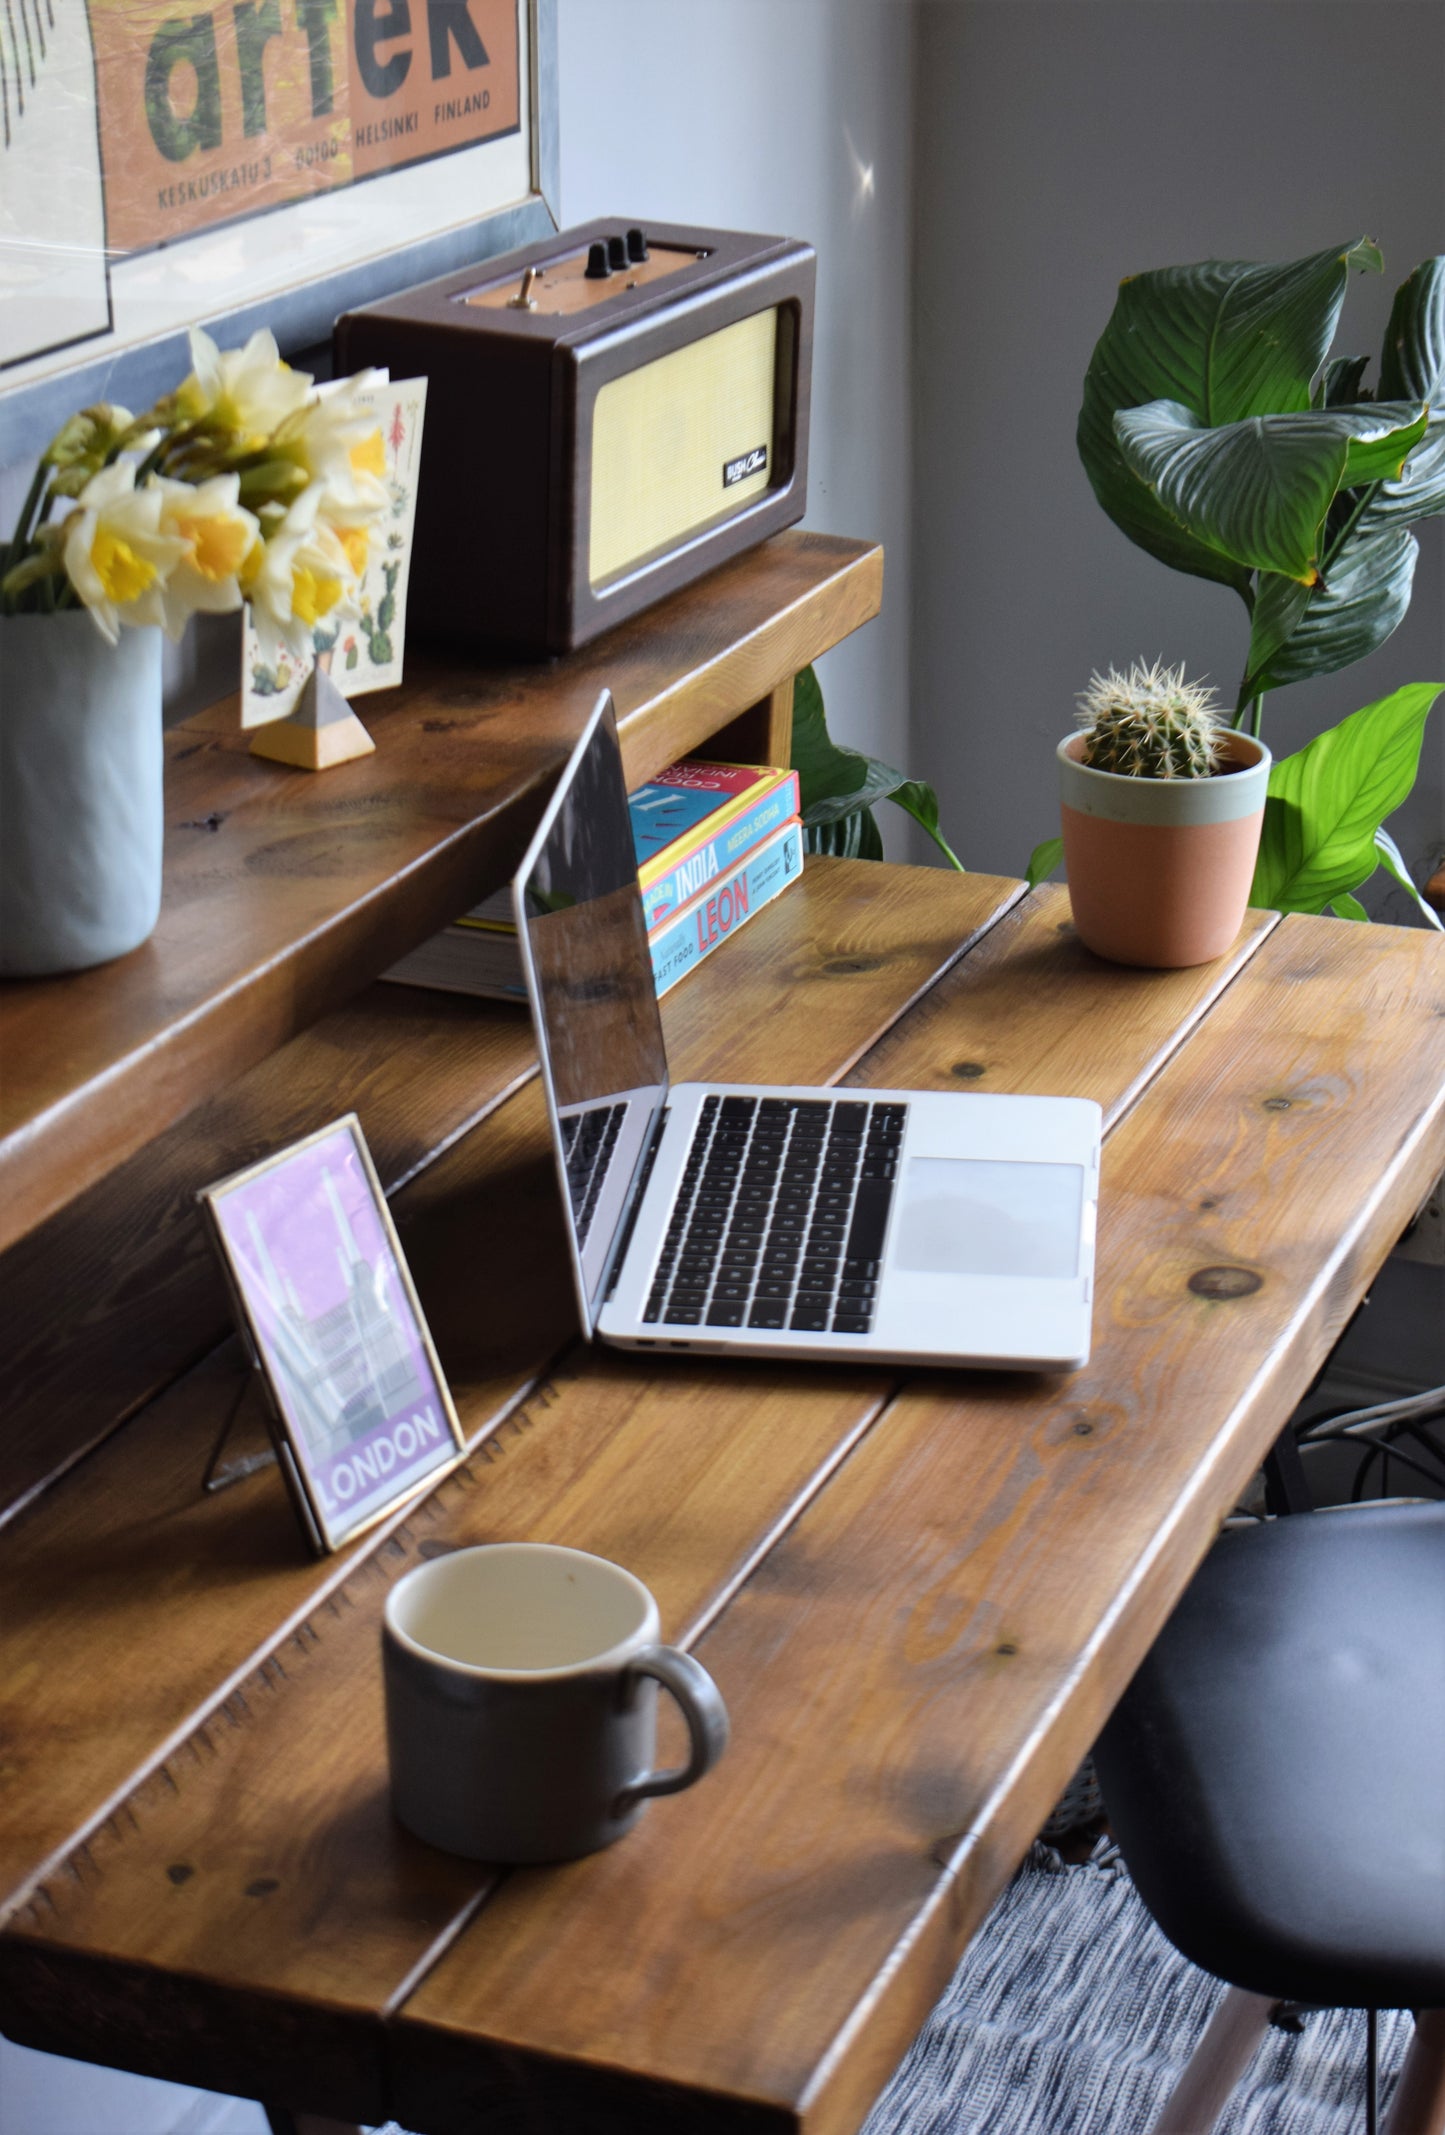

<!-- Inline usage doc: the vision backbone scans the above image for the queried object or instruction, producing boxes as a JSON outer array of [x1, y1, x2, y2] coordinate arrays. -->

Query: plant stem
[[1, 455, 52, 584]]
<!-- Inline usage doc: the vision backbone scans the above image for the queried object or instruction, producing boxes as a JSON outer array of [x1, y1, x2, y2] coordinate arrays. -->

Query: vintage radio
[[334, 219, 813, 655]]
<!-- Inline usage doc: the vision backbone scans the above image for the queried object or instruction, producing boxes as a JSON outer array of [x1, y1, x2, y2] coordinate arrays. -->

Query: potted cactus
[[1058, 661, 1270, 968]]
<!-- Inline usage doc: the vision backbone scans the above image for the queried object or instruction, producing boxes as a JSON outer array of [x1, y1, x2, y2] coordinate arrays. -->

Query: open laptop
[[514, 692, 1101, 1370]]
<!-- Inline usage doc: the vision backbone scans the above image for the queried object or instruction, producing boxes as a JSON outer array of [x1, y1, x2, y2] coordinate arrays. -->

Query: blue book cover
[[650, 820, 804, 999], [640, 770, 800, 931]]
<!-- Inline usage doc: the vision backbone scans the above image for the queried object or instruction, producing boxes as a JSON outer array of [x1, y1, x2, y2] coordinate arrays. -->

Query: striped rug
[[368, 1838, 1410, 2135], [862, 1838, 1411, 2134]]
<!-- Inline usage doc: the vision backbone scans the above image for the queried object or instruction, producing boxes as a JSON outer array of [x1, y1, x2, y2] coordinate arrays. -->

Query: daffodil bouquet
[[0, 327, 387, 660]]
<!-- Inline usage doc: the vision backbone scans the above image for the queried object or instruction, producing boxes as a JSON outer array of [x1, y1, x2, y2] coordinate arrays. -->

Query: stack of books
[[383, 757, 803, 1002]]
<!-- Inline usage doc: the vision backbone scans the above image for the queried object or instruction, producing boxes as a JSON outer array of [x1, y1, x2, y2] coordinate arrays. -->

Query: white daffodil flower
[[176, 326, 313, 449], [62, 463, 189, 644], [151, 474, 261, 639], [242, 483, 359, 663], [269, 371, 390, 515]]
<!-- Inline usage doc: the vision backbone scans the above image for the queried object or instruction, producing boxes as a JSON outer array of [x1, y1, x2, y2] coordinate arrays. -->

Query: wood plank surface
[[845, 886, 1278, 1116], [0, 532, 882, 1254], [389, 914, 1445, 2135], [0, 862, 1011, 1934], [0, 986, 536, 1530], [0, 876, 1330, 2131]]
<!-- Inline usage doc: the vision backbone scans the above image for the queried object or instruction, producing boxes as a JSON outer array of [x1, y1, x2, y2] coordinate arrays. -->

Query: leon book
[[650, 819, 804, 998], [631, 761, 800, 930]]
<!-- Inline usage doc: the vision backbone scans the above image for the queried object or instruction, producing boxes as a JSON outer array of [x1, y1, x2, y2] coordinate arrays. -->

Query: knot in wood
[[1263, 1095, 1294, 1112], [951, 1061, 987, 1081], [1189, 1265, 1263, 1301], [822, 956, 881, 975]]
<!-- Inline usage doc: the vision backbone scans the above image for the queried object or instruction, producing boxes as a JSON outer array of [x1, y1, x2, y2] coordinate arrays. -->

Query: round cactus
[[1077, 660, 1224, 779]]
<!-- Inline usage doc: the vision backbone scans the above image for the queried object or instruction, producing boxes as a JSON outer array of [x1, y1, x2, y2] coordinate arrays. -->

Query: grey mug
[[382, 1541, 729, 1862]]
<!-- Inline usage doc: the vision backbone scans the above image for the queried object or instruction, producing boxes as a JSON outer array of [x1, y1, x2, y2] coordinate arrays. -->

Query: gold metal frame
[[198, 1114, 465, 1556]]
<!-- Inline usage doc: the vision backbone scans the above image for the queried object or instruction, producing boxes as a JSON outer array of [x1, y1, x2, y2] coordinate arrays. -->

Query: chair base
[[1152, 1996, 1445, 2135], [1151, 1985, 1276, 2134], [1386, 2010, 1445, 2135]]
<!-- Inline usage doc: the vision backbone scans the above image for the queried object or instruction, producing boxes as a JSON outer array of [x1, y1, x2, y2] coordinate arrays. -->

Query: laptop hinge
[[603, 1104, 671, 1302]]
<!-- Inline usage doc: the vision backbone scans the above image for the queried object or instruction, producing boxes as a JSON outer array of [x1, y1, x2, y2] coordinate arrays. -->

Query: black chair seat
[[1095, 1502, 1445, 2010]]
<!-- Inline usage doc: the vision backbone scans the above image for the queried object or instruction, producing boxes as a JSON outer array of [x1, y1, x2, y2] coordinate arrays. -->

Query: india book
[[649, 819, 805, 998]]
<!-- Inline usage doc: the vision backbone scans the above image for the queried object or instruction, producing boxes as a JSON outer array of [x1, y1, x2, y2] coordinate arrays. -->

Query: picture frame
[[0, 0, 557, 468], [199, 1115, 466, 1554]]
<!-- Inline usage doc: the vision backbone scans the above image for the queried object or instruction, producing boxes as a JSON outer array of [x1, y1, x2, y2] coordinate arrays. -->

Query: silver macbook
[[514, 692, 1101, 1370]]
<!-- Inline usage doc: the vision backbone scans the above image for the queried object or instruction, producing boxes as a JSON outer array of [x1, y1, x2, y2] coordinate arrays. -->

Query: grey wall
[[912, 0, 1445, 898], [559, 0, 918, 846]]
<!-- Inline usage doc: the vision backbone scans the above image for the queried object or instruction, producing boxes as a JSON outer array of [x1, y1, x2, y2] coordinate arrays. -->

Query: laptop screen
[[515, 696, 669, 1329]]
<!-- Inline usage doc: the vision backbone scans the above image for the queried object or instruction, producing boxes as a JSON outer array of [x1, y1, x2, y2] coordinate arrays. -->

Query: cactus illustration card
[[241, 377, 427, 729]]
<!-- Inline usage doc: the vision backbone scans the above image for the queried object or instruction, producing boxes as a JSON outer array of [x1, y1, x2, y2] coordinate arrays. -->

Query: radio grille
[[589, 308, 778, 588]]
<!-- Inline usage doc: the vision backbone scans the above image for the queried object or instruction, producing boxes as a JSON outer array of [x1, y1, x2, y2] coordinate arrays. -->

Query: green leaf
[[1374, 824, 1445, 931], [1357, 412, 1445, 527], [1378, 256, 1445, 402], [1026, 836, 1064, 890], [804, 809, 884, 861], [1316, 354, 1372, 407], [1077, 241, 1382, 592], [1330, 891, 1372, 921], [1249, 681, 1443, 913], [1245, 524, 1418, 695], [889, 780, 965, 870], [790, 666, 962, 868], [1114, 399, 1428, 583]]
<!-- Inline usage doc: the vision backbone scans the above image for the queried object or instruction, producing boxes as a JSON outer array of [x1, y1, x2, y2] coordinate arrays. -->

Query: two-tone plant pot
[[0, 610, 165, 976], [1057, 730, 1271, 969]]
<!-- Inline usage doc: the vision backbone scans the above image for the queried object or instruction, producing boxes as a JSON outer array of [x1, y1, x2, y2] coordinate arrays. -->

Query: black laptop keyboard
[[562, 1102, 627, 1244], [643, 1095, 907, 1336]]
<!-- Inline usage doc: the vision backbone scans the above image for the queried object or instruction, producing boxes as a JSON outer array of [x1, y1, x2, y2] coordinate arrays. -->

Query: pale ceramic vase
[[1058, 730, 1272, 968], [0, 611, 165, 976]]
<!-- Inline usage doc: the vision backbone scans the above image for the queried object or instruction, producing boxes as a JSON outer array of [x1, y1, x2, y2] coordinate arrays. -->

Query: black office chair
[[1094, 1500, 1445, 2135]]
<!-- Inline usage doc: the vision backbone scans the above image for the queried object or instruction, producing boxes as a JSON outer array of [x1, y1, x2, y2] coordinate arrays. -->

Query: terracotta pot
[[1057, 730, 1271, 968]]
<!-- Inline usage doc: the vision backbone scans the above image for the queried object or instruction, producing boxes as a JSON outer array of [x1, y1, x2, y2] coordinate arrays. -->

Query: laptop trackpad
[[892, 1157, 1083, 1279]]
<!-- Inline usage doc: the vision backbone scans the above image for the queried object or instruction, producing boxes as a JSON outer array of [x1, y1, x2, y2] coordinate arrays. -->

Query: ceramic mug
[[382, 1542, 729, 1862]]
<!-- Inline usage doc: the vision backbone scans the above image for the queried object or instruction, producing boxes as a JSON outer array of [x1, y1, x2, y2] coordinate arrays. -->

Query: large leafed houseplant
[[1033, 240, 1444, 923]]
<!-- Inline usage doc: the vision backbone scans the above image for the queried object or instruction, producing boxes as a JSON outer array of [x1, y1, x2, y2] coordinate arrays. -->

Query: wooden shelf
[[0, 531, 882, 1254]]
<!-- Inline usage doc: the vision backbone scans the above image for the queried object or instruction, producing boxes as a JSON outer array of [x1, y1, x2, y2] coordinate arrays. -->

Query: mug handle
[[614, 1645, 729, 1812]]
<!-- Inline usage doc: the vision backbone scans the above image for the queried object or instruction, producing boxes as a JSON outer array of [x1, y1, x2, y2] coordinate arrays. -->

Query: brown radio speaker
[[334, 219, 814, 655]]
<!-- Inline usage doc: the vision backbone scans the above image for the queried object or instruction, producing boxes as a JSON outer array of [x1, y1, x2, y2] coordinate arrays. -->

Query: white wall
[[912, 0, 1444, 896], [559, 0, 918, 846]]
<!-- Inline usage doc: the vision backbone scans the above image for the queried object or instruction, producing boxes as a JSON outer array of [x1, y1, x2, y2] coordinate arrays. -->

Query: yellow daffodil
[[151, 475, 261, 639], [61, 464, 189, 644], [174, 326, 312, 450], [243, 483, 360, 662], [5, 332, 390, 647], [266, 369, 389, 514]]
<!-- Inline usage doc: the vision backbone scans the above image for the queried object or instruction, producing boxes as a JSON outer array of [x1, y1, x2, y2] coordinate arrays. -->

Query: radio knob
[[626, 226, 649, 263], [607, 233, 628, 271], [585, 240, 611, 279]]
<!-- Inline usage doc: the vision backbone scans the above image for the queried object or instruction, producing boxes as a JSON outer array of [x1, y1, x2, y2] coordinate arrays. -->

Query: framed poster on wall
[[0, 0, 556, 463]]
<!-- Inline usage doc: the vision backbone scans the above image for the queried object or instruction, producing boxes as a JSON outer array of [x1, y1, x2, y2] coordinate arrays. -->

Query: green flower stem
[[2, 456, 53, 584]]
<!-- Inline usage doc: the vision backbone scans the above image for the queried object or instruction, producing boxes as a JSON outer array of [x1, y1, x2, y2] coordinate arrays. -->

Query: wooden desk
[[1, 536, 1443, 2134]]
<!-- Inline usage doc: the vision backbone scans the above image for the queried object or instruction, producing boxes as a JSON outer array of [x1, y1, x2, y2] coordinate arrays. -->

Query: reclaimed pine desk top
[[2, 855, 1443, 2135]]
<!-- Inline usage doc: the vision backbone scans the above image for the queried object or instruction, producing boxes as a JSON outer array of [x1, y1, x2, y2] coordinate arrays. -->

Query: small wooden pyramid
[[250, 662, 375, 770]]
